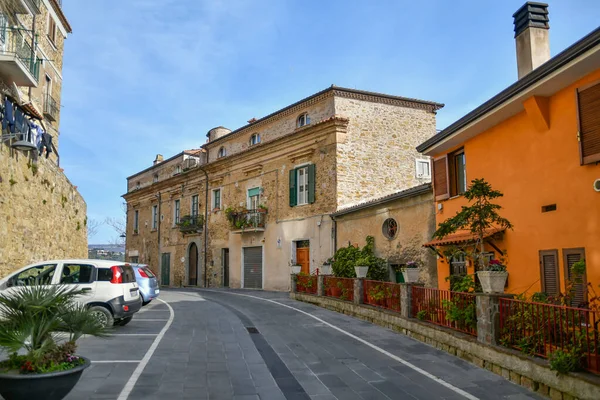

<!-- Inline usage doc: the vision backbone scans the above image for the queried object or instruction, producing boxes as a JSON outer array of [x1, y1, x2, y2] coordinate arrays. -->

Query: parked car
[[0, 259, 142, 327], [131, 264, 160, 306]]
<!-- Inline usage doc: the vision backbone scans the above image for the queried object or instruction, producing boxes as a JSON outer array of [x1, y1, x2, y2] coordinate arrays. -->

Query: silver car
[[131, 264, 159, 306]]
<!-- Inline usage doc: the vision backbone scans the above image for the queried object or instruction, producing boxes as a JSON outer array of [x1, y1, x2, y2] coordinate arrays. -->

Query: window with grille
[[174, 200, 180, 225], [152, 205, 158, 230], [382, 218, 398, 239], [191, 195, 199, 217]]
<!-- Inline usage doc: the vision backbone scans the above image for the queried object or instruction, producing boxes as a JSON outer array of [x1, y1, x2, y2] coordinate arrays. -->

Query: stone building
[[123, 86, 442, 290], [331, 183, 437, 287], [0, 1, 86, 277]]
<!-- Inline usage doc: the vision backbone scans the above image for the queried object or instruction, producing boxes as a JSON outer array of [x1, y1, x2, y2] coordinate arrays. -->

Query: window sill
[[46, 36, 58, 51], [132, 232, 139, 236], [151, 229, 157, 233]]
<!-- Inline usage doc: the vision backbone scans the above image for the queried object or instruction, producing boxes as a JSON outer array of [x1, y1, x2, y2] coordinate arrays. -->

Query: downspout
[[156, 192, 161, 283], [332, 215, 337, 253], [198, 150, 209, 288]]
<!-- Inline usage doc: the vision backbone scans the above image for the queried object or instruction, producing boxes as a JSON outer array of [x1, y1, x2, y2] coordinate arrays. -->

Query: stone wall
[[0, 146, 87, 278], [335, 188, 438, 286], [334, 96, 436, 208]]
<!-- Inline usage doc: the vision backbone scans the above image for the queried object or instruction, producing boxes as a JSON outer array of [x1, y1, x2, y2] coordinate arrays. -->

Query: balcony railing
[[0, 26, 40, 83], [177, 215, 203, 234], [43, 94, 59, 121], [229, 209, 266, 232]]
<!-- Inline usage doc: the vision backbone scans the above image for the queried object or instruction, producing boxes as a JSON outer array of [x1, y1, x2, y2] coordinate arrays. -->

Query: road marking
[[92, 360, 141, 363], [110, 334, 158, 337], [210, 291, 480, 400], [132, 319, 169, 321], [117, 298, 174, 400]]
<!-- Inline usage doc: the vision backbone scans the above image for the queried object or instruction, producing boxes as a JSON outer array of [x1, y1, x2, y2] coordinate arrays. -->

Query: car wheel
[[89, 306, 114, 328], [142, 300, 151, 306], [114, 316, 133, 326]]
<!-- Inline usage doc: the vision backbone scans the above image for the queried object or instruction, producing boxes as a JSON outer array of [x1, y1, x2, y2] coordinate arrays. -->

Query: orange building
[[417, 3, 600, 302]]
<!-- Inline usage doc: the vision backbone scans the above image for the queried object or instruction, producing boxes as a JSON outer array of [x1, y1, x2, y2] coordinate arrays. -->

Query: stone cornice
[[332, 89, 441, 113]]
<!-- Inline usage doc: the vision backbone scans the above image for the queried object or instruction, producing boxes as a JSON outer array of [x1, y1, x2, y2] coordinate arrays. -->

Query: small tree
[[432, 178, 512, 270]]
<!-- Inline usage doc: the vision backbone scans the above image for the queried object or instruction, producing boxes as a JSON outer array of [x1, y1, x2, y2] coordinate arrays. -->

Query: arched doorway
[[188, 243, 198, 286]]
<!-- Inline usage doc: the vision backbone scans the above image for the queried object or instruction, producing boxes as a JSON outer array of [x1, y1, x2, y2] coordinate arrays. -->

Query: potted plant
[[257, 204, 268, 213], [331, 281, 343, 297], [477, 259, 508, 293], [354, 256, 370, 278], [320, 257, 333, 275], [0, 285, 109, 400], [289, 260, 301, 275], [402, 261, 420, 283], [432, 178, 513, 293]]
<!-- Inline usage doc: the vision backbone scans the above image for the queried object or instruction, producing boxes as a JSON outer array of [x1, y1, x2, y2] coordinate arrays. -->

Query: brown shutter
[[577, 82, 600, 165], [539, 250, 559, 296], [433, 155, 450, 201], [563, 248, 587, 307]]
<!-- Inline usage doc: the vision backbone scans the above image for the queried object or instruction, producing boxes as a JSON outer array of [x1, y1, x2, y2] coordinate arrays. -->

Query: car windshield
[[143, 267, 156, 278]]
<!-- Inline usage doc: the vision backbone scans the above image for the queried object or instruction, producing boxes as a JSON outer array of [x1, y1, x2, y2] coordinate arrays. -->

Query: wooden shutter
[[289, 169, 297, 207], [577, 82, 600, 165], [563, 248, 587, 307], [539, 250, 559, 296], [308, 164, 316, 204], [433, 155, 449, 200]]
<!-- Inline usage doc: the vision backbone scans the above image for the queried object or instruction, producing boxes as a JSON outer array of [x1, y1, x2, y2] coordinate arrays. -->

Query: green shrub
[[331, 236, 389, 281], [549, 348, 581, 375], [416, 310, 427, 320]]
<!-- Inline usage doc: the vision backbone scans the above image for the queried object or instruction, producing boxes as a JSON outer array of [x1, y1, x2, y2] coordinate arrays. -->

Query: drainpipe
[[198, 151, 209, 288], [332, 216, 338, 253], [156, 192, 161, 284]]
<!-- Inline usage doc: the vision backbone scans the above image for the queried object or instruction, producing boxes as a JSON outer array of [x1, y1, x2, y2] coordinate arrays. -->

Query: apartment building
[[124, 86, 442, 290]]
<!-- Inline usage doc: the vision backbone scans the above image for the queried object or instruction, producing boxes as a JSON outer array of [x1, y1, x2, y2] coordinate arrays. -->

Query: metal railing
[[177, 215, 203, 234], [43, 94, 59, 121], [296, 274, 318, 295], [499, 298, 600, 375], [0, 26, 40, 80], [363, 280, 401, 312], [230, 209, 266, 230], [411, 286, 478, 336], [323, 276, 354, 302]]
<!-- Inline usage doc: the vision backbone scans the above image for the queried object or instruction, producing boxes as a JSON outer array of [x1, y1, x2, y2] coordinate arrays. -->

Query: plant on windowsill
[[0, 285, 109, 400], [432, 178, 513, 294], [257, 204, 268, 213], [133, 229, 138, 235], [320, 257, 333, 275]]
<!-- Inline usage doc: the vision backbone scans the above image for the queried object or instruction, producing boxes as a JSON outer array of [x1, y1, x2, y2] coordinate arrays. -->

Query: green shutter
[[289, 169, 297, 207], [248, 187, 260, 197], [308, 164, 316, 204]]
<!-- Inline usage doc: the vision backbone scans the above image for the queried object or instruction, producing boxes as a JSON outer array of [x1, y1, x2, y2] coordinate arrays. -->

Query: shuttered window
[[563, 248, 587, 307], [433, 156, 449, 200], [289, 165, 315, 207], [577, 81, 600, 165], [539, 250, 559, 296]]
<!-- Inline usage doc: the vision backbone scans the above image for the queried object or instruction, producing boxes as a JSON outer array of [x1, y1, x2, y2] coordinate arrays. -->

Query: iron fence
[[363, 280, 401, 312], [323, 276, 354, 302], [296, 274, 318, 295], [411, 286, 477, 336]]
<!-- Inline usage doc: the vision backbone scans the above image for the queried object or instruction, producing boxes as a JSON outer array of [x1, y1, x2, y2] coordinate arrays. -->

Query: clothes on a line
[[1, 95, 52, 157]]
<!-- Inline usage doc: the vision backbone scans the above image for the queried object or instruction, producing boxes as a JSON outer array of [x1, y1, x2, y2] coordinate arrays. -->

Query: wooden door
[[296, 248, 310, 274], [223, 248, 230, 287], [161, 253, 170, 286], [188, 243, 198, 286]]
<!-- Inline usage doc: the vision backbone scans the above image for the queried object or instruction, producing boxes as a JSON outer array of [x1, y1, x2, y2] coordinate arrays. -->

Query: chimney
[[153, 154, 164, 165], [513, 2, 550, 79]]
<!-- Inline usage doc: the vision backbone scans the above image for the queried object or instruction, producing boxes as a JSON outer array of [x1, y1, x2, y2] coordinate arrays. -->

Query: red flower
[[489, 259, 501, 265]]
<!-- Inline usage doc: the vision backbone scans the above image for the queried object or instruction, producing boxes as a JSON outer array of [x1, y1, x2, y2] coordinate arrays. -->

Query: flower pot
[[0, 356, 90, 400], [331, 286, 342, 297], [291, 266, 301, 274], [355, 266, 369, 278], [395, 271, 405, 283], [320, 265, 332, 275], [477, 271, 508, 293], [402, 268, 420, 283]]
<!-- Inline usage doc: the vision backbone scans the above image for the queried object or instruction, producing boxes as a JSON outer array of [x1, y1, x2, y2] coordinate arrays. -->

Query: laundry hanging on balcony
[[1, 95, 50, 154]]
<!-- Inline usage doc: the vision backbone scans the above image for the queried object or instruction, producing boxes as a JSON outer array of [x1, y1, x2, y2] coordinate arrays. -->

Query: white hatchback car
[[0, 259, 142, 327]]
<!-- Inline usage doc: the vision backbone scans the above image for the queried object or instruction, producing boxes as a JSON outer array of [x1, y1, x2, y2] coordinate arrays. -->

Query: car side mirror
[[6, 278, 14, 288]]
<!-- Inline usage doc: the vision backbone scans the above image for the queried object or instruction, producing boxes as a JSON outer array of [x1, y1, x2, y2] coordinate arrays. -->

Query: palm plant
[[0, 285, 109, 374]]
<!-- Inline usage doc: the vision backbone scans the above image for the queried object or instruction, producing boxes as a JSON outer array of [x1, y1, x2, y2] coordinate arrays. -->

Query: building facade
[[0, 0, 86, 278], [124, 86, 442, 290], [418, 4, 600, 301]]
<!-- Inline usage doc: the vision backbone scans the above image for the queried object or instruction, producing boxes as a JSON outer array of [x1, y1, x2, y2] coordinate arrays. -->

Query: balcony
[[0, 26, 40, 86], [43, 94, 59, 121], [13, 0, 42, 15], [229, 209, 267, 234], [177, 215, 204, 234]]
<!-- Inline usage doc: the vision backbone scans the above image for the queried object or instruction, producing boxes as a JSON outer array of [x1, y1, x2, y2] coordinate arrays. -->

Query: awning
[[423, 227, 505, 248], [21, 102, 43, 121]]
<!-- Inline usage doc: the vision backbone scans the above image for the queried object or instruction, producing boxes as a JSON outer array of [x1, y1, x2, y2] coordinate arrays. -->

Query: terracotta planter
[[326, 287, 332, 296], [402, 268, 420, 283], [355, 266, 369, 278], [477, 271, 508, 293], [331, 287, 342, 297], [291, 266, 301, 274]]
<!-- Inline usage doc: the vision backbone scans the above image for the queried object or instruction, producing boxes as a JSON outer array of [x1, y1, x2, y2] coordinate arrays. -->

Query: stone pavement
[[7, 289, 545, 399]]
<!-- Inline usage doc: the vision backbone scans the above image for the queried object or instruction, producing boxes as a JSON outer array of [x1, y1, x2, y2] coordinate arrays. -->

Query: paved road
[[16, 289, 545, 399]]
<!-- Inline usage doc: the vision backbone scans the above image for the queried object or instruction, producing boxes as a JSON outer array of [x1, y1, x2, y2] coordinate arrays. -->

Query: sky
[[58, 0, 600, 244]]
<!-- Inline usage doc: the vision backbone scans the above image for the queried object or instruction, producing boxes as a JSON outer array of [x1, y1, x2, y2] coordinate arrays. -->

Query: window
[[250, 133, 261, 145], [44, 74, 52, 98], [450, 253, 467, 276], [450, 149, 467, 196], [577, 81, 600, 165], [60, 264, 94, 284], [130, 256, 139, 264], [217, 147, 226, 158], [153, 174, 159, 183], [174, 200, 180, 225], [248, 187, 260, 210], [152, 205, 158, 230], [415, 159, 431, 179], [539, 250, 559, 296], [191, 195, 199, 217], [563, 248, 587, 307], [382, 218, 398, 239], [297, 113, 310, 128], [289, 164, 316, 206], [11, 264, 57, 286], [133, 210, 139, 232], [433, 148, 467, 200], [174, 165, 181, 175], [47, 14, 57, 44], [212, 189, 221, 210], [135, 181, 140, 190]]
